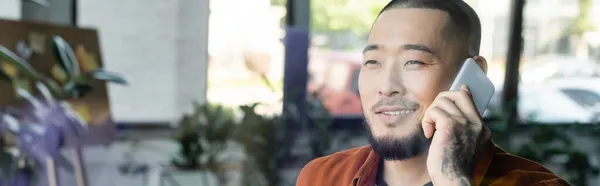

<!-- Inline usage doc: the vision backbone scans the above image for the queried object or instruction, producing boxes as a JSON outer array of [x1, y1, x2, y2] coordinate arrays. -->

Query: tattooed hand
[[422, 85, 490, 186]]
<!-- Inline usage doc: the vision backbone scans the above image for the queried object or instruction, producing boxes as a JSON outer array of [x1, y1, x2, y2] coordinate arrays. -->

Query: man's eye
[[364, 60, 378, 65], [405, 60, 425, 66]]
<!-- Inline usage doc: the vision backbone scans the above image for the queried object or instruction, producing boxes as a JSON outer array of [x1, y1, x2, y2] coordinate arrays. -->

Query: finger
[[436, 86, 480, 123], [422, 106, 454, 138], [422, 117, 435, 139], [431, 96, 466, 123]]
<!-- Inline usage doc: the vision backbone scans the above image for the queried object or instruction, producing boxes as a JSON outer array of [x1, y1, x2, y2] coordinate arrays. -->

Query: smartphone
[[449, 58, 495, 116]]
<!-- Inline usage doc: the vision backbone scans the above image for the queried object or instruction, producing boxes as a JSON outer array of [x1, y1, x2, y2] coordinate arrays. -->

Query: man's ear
[[471, 55, 488, 74]]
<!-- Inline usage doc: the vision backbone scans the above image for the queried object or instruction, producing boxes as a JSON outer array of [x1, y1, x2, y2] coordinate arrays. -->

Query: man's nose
[[379, 88, 400, 97], [378, 70, 405, 97]]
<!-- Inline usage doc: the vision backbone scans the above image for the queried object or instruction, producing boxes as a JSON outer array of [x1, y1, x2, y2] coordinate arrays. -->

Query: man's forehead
[[372, 8, 450, 36], [368, 8, 450, 52], [376, 7, 450, 23]]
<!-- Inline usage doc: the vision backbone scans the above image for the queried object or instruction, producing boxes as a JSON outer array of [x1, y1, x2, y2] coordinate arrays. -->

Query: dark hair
[[378, 0, 481, 55]]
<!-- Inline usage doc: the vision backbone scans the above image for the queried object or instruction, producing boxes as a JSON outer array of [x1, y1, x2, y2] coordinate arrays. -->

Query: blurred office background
[[1, 0, 600, 185]]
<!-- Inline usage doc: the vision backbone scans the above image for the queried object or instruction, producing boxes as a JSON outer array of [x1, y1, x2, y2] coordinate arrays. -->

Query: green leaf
[[51, 36, 81, 78], [89, 69, 128, 85], [0, 45, 43, 80]]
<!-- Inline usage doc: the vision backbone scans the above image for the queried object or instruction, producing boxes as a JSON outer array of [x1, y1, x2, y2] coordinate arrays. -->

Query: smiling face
[[359, 8, 467, 160]]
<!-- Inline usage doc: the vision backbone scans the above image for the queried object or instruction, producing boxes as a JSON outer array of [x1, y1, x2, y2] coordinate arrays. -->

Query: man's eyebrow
[[362, 44, 436, 55], [363, 44, 379, 54], [401, 44, 436, 55]]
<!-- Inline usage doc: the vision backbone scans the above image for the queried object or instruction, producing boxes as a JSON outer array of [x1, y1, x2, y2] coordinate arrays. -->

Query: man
[[296, 0, 569, 186]]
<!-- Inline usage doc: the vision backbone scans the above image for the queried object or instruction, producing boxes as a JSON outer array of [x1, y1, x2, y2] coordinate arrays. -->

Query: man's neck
[[383, 154, 431, 186]]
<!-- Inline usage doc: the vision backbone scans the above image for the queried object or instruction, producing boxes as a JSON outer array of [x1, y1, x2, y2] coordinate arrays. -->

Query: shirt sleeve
[[296, 160, 318, 186], [530, 178, 572, 186]]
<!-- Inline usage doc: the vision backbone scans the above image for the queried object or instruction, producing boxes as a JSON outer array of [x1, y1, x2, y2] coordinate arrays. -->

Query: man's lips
[[374, 106, 416, 115], [374, 107, 416, 125], [377, 110, 415, 116]]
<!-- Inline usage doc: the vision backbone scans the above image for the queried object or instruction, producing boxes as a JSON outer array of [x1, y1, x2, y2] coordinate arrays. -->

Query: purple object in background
[[0, 82, 89, 186], [12, 169, 31, 186], [22, 82, 88, 141], [1, 113, 64, 186]]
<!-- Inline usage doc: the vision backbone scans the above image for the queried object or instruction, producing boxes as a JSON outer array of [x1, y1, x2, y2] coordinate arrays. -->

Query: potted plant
[[170, 102, 241, 186], [305, 90, 334, 158], [233, 103, 283, 186], [233, 94, 335, 186], [489, 109, 600, 185]]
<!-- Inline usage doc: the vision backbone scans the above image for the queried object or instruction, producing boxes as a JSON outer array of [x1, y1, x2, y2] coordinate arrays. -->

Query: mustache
[[370, 98, 420, 111]]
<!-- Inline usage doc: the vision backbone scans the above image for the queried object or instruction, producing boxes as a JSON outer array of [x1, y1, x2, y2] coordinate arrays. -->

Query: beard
[[365, 120, 431, 161]]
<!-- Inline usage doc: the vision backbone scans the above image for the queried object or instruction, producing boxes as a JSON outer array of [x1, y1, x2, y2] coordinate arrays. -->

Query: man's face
[[359, 8, 463, 160]]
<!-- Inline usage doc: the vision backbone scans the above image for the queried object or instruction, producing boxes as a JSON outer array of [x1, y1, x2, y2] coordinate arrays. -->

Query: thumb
[[421, 112, 435, 139]]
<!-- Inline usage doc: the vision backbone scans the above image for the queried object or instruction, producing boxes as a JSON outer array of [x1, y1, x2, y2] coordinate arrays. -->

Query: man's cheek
[[404, 79, 445, 110], [404, 80, 434, 97]]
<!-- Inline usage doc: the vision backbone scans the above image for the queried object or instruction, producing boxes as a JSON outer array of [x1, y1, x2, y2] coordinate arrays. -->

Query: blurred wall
[[0, 0, 20, 20], [78, 0, 209, 123]]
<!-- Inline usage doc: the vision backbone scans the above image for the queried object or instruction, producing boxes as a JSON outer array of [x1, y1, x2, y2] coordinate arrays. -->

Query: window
[[307, 0, 388, 117], [518, 0, 600, 124], [206, 0, 286, 116], [307, 0, 512, 118]]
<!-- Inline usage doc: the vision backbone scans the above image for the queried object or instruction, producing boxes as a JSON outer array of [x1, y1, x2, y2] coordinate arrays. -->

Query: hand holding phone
[[422, 58, 494, 183]]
